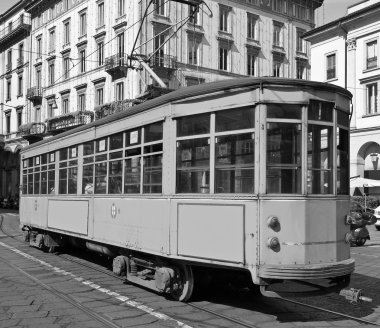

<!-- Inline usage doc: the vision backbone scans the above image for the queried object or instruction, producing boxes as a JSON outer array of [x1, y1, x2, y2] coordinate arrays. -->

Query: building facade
[[0, 0, 323, 198], [304, 0, 380, 195]]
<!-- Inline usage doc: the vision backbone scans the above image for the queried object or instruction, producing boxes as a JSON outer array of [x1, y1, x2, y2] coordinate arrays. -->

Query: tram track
[[1, 213, 380, 327]]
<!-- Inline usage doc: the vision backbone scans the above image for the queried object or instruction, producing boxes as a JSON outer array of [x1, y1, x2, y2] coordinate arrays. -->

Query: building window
[[296, 28, 305, 52], [35, 107, 41, 122], [48, 61, 55, 85], [189, 5, 199, 25], [247, 52, 256, 76], [273, 22, 283, 47], [366, 40, 377, 69], [155, 0, 166, 16], [188, 37, 200, 65], [79, 49, 86, 73], [18, 43, 24, 62], [18, 74, 23, 96], [62, 97, 69, 114], [64, 20, 70, 45], [97, 2, 104, 27], [5, 114, 10, 134], [326, 53, 336, 80], [296, 60, 305, 79], [116, 82, 124, 101], [219, 5, 230, 32], [367, 83, 378, 115], [117, 0, 125, 17], [219, 44, 229, 71], [48, 102, 55, 118], [63, 56, 70, 80], [17, 110, 22, 129], [36, 67, 42, 89], [79, 11, 87, 37], [78, 93, 86, 111], [6, 79, 11, 101], [273, 56, 282, 77], [247, 13, 257, 40], [97, 41, 104, 66], [96, 87, 104, 106], [36, 36, 42, 58], [293, 0, 310, 21], [49, 28, 55, 52], [185, 76, 205, 86]]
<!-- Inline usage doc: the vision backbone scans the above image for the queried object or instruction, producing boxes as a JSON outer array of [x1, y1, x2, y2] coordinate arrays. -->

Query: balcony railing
[[27, 86, 43, 102], [6, 63, 12, 72], [0, 14, 31, 48], [94, 99, 143, 120], [105, 53, 130, 74], [17, 57, 24, 67], [4, 131, 22, 140], [46, 110, 94, 134], [367, 56, 377, 69], [149, 54, 177, 69], [19, 122, 46, 139]]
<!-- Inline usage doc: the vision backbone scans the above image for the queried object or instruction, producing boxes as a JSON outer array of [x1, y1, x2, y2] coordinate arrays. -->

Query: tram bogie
[[20, 78, 354, 301]]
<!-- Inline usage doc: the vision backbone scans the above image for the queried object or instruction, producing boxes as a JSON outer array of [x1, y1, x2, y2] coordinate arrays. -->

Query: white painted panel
[[48, 199, 88, 235], [177, 204, 244, 263]]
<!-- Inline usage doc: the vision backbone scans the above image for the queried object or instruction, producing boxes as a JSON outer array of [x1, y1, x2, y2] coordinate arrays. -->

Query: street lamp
[[370, 153, 378, 164]]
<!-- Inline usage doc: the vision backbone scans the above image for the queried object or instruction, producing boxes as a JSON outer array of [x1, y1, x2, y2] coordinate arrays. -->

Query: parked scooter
[[348, 204, 376, 246]]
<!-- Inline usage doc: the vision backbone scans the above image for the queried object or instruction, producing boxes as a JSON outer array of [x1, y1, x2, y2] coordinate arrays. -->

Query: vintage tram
[[20, 78, 353, 301]]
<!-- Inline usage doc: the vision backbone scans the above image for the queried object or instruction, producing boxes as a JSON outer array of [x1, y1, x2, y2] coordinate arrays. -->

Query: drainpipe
[[339, 22, 348, 89]]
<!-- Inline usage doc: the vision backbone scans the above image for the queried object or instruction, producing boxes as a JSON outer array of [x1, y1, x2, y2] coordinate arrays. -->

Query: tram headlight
[[345, 232, 353, 244], [345, 215, 353, 225], [267, 237, 280, 252], [267, 216, 280, 231]]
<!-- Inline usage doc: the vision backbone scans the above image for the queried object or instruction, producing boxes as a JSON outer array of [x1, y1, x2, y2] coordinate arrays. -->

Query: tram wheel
[[170, 264, 194, 302], [355, 238, 366, 247]]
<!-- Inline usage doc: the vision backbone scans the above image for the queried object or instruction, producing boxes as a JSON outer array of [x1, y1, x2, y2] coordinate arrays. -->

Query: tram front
[[256, 82, 354, 291]]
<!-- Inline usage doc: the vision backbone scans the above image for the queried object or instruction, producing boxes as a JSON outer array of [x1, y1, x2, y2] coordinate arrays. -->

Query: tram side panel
[[20, 196, 48, 229]]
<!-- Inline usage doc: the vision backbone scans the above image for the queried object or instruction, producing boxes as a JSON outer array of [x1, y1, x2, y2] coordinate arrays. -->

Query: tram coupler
[[339, 288, 372, 304]]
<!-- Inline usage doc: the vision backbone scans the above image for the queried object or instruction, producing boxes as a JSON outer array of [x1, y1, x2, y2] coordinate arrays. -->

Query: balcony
[[19, 122, 46, 143], [17, 57, 24, 67], [94, 99, 143, 120], [149, 54, 177, 70], [105, 53, 131, 78], [26, 86, 43, 104], [0, 14, 31, 49], [46, 110, 94, 134], [5, 63, 12, 72]]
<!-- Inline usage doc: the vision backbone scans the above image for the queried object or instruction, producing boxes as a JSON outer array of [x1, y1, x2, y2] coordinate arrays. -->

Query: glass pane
[[59, 169, 67, 194], [83, 141, 94, 156], [267, 168, 301, 193], [69, 146, 78, 159], [177, 114, 210, 137], [125, 129, 141, 147], [59, 148, 68, 161], [110, 132, 123, 150], [68, 167, 77, 194], [28, 173, 33, 194], [108, 160, 123, 194], [215, 133, 254, 193], [307, 124, 333, 194], [145, 122, 163, 142], [125, 157, 141, 193], [41, 154, 47, 165], [337, 110, 349, 127], [41, 171, 47, 194], [337, 128, 349, 195], [308, 100, 334, 122], [215, 107, 254, 132], [267, 104, 302, 119], [96, 138, 108, 152], [143, 154, 162, 193], [144, 143, 163, 154], [110, 151, 123, 159], [49, 152, 55, 163], [176, 138, 210, 193], [34, 172, 40, 194], [95, 154, 107, 162], [83, 164, 94, 194], [22, 175, 27, 194], [48, 170, 55, 194], [95, 162, 107, 194]]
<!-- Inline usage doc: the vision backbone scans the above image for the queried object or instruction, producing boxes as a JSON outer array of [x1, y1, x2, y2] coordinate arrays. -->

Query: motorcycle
[[348, 205, 376, 246]]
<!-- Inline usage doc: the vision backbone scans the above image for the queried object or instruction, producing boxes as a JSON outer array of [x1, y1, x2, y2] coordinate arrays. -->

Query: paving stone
[[11, 310, 49, 319]]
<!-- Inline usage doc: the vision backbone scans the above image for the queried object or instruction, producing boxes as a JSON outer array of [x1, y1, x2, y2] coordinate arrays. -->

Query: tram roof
[[23, 77, 352, 152]]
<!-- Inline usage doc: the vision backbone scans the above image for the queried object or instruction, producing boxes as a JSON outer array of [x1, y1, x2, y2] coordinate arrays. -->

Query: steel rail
[[0, 255, 122, 328]]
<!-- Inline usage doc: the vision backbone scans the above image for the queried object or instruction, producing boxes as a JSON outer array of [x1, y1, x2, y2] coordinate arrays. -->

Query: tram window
[[126, 129, 141, 146], [96, 138, 108, 153], [337, 128, 349, 195], [59, 169, 67, 194], [308, 100, 333, 122], [34, 172, 40, 194], [125, 147, 141, 157], [266, 122, 301, 194], [68, 167, 78, 194], [69, 146, 78, 159], [28, 158, 33, 167], [58, 147, 77, 195], [177, 114, 210, 137], [95, 162, 107, 194], [144, 144, 163, 153], [176, 138, 210, 193], [49, 152, 55, 163], [124, 157, 141, 193], [215, 133, 254, 193], [84, 141, 94, 156], [83, 164, 94, 194], [109, 160, 122, 194], [59, 148, 68, 161], [307, 125, 333, 194], [41, 170, 47, 194], [110, 151, 123, 159], [22, 172, 27, 194], [41, 154, 47, 165], [143, 154, 162, 193], [144, 122, 163, 142], [48, 152, 55, 194], [267, 104, 302, 119], [110, 133, 123, 150], [337, 110, 349, 127], [216, 107, 254, 132], [28, 172, 33, 194]]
